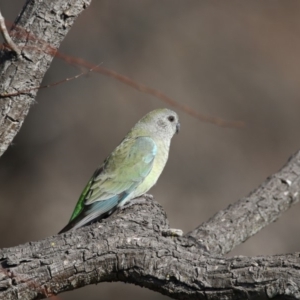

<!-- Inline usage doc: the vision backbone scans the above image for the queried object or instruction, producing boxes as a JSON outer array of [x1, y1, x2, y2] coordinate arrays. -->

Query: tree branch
[[0, 0, 92, 158], [0, 193, 300, 300], [188, 150, 300, 255], [1, 151, 300, 299]]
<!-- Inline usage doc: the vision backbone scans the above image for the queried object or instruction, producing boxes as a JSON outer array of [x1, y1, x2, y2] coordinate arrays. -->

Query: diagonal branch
[[0, 0, 92, 158], [188, 150, 300, 255]]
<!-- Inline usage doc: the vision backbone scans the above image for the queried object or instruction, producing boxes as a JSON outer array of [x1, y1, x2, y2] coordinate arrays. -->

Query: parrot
[[59, 108, 180, 233]]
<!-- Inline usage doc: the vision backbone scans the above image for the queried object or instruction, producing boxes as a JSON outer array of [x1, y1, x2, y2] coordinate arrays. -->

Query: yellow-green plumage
[[130, 139, 170, 198], [59, 108, 179, 233]]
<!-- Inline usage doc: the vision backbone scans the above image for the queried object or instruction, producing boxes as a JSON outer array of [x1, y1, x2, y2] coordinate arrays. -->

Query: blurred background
[[1, 0, 300, 299]]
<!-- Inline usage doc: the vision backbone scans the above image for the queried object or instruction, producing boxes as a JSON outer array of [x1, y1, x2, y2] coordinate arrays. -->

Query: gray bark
[[0, 190, 300, 300], [1, 1, 300, 300], [0, 0, 92, 157], [188, 150, 300, 255]]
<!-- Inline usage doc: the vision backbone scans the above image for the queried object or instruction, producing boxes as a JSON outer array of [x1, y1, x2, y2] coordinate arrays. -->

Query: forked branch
[[0, 150, 300, 299]]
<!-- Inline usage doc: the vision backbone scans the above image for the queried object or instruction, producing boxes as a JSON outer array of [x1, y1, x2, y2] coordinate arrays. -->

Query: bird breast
[[131, 139, 170, 198]]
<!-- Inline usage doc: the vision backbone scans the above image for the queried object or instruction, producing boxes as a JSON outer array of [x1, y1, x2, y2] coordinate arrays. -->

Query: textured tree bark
[[0, 0, 92, 157], [0, 194, 300, 300], [188, 150, 300, 255]]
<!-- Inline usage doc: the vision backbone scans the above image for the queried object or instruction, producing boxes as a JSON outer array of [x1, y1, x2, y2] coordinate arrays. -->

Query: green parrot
[[59, 108, 180, 233]]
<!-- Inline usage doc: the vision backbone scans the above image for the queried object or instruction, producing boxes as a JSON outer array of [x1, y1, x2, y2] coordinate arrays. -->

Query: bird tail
[[58, 205, 118, 234], [58, 218, 79, 234], [58, 193, 129, 234]]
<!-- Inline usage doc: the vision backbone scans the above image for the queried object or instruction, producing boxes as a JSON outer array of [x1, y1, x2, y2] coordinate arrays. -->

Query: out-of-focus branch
[[0, 9, 20, 55], [188, 150, 300, 255], [0, 41, 244, 129], [0, 0, 92, 158]]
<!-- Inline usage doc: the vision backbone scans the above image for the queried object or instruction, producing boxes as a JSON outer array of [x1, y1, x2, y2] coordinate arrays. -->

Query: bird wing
[[66, 136, 157, 229]]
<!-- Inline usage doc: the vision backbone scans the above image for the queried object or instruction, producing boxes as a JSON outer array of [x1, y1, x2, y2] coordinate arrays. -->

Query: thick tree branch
[[0, 0, 92, 157], [188, 150, 300, 255], [1, 152, 300, 299], [0, 194, 300, 300]]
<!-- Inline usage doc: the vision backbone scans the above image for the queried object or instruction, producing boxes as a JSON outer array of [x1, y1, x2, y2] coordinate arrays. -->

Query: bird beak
[[176, 122, 180, 134]]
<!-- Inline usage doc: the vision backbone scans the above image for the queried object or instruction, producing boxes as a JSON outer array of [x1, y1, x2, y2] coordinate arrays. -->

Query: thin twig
[[0, 63, 102, 98], [0, 9, 20, 56], [1, 21, 244, 128]]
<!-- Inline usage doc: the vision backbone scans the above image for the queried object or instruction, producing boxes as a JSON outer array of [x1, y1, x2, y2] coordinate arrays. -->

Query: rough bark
[[0, 195, 300, 300], [188, 150, 300, 255], [0, 0, 92, 157]]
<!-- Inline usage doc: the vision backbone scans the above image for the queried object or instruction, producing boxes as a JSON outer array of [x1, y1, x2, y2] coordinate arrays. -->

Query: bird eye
[[168, 116, 175, 122]]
